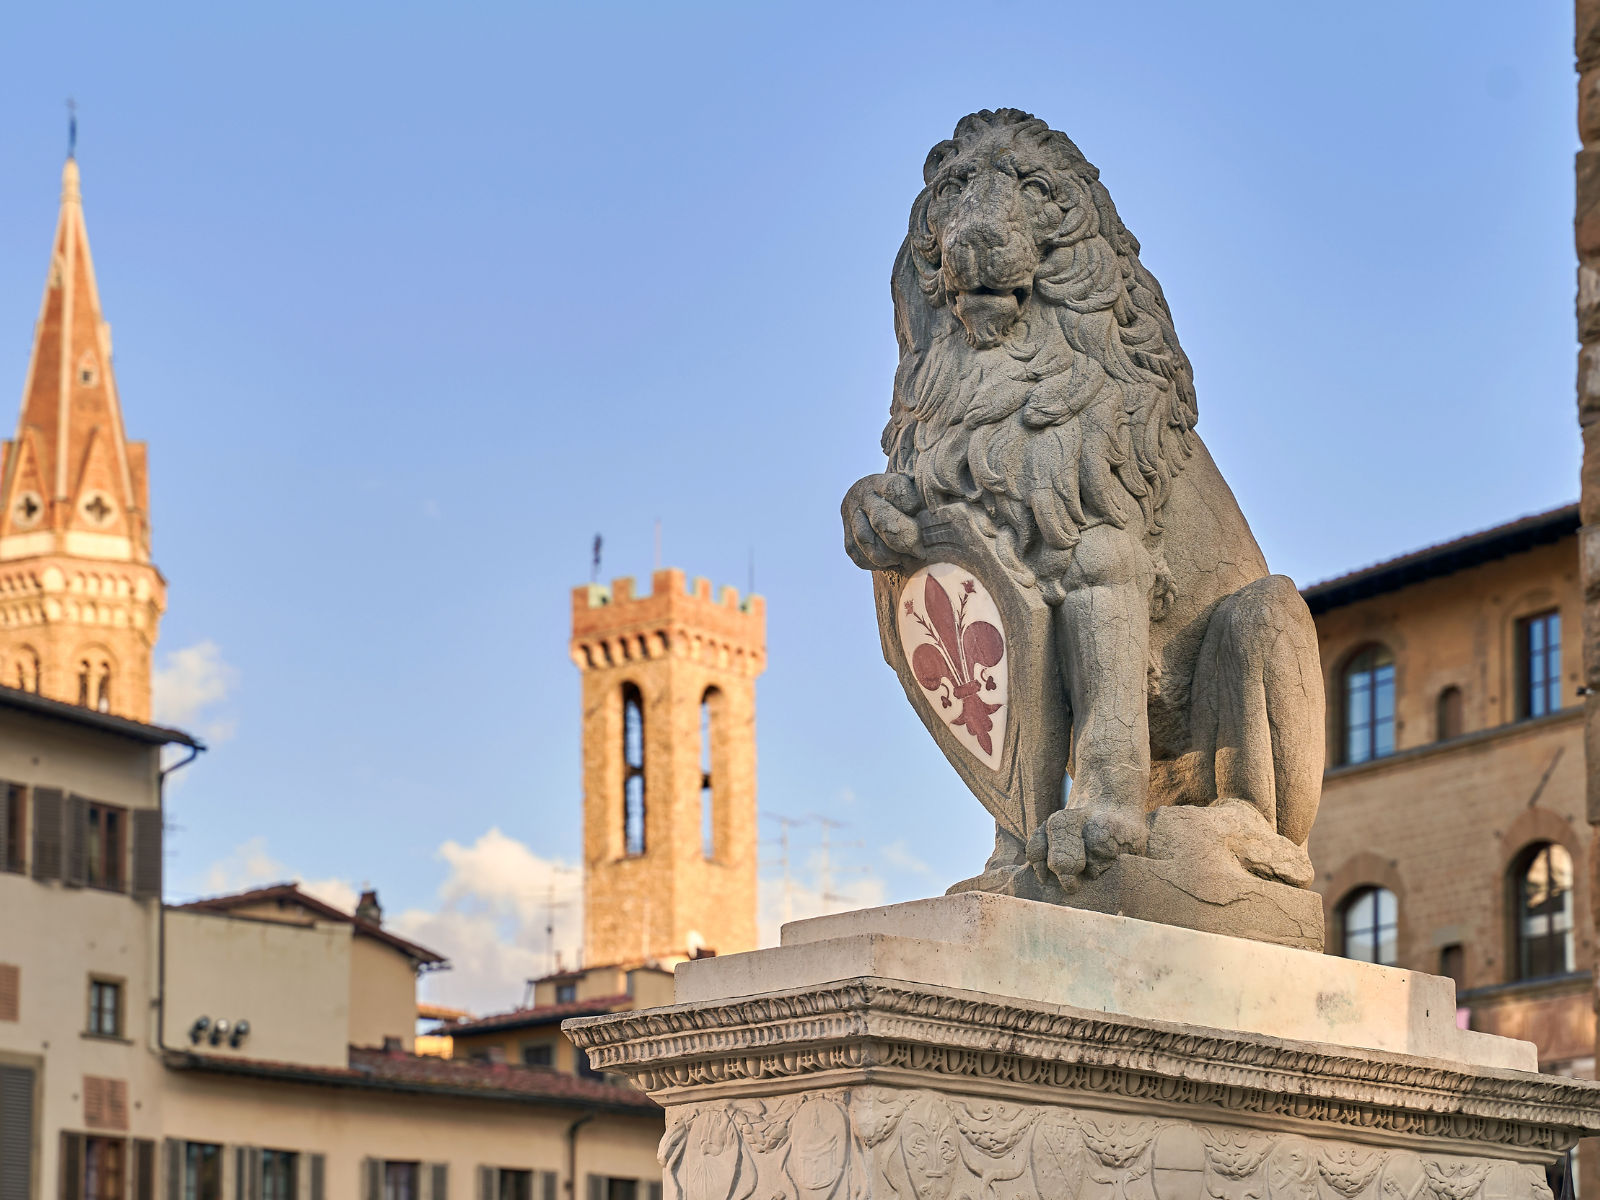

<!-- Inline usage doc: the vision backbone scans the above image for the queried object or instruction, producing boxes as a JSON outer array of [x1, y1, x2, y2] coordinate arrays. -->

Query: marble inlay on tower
[[0, 157, 165, 721]]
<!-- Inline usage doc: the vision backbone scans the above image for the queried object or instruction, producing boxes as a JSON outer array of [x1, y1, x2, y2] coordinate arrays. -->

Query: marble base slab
[[566, 896, 1600, 1199]]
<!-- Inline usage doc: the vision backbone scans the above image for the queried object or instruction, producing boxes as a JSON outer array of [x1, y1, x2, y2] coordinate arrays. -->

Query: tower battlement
[[571, 567, 763, 969], [570, 568, 765, 679]]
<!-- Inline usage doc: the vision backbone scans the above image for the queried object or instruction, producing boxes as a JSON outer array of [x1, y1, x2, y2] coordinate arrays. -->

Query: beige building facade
[[571, 569, 764, 967], [1304, 504, 1595, 1189]]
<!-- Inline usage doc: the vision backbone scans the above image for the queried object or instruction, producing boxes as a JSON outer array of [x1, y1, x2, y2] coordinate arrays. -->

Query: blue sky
[[0, 2, 1579, 1009]]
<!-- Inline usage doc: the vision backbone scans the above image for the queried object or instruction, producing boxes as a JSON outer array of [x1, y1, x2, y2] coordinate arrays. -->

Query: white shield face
[[897, 563, 1009, 771]]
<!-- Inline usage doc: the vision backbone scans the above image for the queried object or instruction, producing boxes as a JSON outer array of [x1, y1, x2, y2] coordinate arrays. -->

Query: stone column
[[567, 894, 1600, 1199], [1579, 6, 1600, 1195]]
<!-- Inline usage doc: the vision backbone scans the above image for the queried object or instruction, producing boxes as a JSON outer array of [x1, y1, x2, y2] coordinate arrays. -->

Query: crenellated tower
[[0, 157, 165, 720], [571, 569, 764, 967]]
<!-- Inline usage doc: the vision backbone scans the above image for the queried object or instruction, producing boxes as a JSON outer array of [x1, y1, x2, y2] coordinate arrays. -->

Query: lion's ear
[[922, 140, 959, 185]]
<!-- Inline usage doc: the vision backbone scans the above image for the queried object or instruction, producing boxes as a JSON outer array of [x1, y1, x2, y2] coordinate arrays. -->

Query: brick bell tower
[[571, 569, 765, 967], [0, 156, 165, 721]]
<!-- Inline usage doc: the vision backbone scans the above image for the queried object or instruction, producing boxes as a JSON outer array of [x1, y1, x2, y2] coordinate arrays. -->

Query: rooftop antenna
[[591, 534, 602, 583], [66, 98, 77, 159]]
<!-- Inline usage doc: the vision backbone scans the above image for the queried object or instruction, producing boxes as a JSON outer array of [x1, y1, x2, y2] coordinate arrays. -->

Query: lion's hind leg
[[1190, 575, 1324, 844]]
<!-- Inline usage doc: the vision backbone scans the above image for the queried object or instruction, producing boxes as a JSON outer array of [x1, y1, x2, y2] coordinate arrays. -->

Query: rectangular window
[[88, 980, 122, 1037], [499, 1171, 532, 1200], [606, 1181, 637, 1200], [554, 983, 576, 1004], [384, 1162, 419, 1200], [1521, 611, 1562, 718], [86, 802, 125, 891], [184, 1142, 221, 1200], [262, 1150, 298, 1200], [2, 783, 23, 873], [521, 1043, 553, 1067], [85, 1136, 125, 1200]]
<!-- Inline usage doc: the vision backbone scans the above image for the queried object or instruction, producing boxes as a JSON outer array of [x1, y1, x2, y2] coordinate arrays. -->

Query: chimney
[[356, 889, 383, 925]]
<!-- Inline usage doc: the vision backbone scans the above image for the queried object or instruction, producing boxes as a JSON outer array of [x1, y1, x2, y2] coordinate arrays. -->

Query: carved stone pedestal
[[565, 895, 1600, 1200]]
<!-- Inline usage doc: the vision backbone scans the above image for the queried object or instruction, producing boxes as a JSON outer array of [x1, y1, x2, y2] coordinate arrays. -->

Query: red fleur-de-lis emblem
[[904, 572, 1005, 755]]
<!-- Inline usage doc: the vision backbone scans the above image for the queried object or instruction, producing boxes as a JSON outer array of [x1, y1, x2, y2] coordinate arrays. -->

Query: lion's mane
[[883, 109, 1198, 605]]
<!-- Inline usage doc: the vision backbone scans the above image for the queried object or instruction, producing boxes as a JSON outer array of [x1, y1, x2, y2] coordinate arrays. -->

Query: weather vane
[[66, 98, 77, 159]]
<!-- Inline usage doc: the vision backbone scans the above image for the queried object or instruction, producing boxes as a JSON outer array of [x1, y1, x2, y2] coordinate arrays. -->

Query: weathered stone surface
[[839, 109, 1324, 944], [673, 894, 1521, 1067]]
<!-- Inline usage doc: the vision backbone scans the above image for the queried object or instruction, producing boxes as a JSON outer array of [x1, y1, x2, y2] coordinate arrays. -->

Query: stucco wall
[[348, 935, 417, 1052]]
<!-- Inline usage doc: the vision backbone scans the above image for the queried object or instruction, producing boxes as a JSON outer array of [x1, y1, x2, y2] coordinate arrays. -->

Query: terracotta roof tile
[[444, 996, 634, 1036], [171, 883, 446, 965]]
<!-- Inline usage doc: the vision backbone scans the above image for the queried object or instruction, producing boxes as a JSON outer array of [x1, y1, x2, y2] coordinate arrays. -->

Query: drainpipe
[[155, 743, 204, 1054], [566, 1113, 595, 1199]]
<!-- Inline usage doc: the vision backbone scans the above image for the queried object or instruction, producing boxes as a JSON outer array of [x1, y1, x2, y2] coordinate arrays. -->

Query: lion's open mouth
[[953, 286, 1029, 349]]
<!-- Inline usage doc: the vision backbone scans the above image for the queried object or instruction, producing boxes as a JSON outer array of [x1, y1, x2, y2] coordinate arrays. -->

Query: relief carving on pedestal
[[658, 1088, 1553, 1200]]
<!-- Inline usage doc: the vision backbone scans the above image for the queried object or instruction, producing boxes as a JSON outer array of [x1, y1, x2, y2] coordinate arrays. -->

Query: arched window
[[1515, 842, 1575, 979], [1342, 646, 1395, 764], [96, 660, 111, 713], [77, 659, 91, 707], [1341, 886, 1398, 965], [1436, 686, 1462, 741], [700, 688, 722, 861], [621, 683, 645, 856]]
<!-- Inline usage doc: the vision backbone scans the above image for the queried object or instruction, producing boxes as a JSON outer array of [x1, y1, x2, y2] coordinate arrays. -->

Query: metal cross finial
[[66, 98, 77, 159]]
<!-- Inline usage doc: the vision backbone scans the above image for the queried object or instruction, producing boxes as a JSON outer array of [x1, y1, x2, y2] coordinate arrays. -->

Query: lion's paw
[[1082, 807, 1149, 878], [1027, 808, 1088, 894]]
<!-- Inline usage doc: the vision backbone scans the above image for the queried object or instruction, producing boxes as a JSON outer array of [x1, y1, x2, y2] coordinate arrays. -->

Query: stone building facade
[[1303, 505, 1594, 1187], [569, 569, 764, 968], [0, 158, 164, 722]]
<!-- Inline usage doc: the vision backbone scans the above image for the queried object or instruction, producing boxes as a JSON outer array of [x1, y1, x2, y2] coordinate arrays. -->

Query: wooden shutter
[[478, 1166, 496, 1200], [363, 1158, 381, 1200], [0, 1065, 34, 1200], [31, 788, 62, 881], [130, 808, 162, 900], [59, 1131, 84, 1200], [0, 965, 17, 1023], [63, 795, 88, 887], [426, 1165, 447, 1200], [308, 1155, 325, 1200], [133, 1140, 156, 1200], [234, 1147, 262, 1200], [164, 1140, 182, 1200], [585, 1177, 602, 1200], [83, 1077, 127, 1132], [540, 1174, 556, 1200], [0, 781, 9, 874], [645, 1186, 660, 1200]]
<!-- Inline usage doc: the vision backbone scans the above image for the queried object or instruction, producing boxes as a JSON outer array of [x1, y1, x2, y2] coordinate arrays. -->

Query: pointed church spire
[[0, 155, 166, 721]]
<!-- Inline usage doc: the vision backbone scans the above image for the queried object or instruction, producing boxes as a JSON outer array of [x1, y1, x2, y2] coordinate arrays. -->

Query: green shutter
[[131, 808, 162, 900], [63, 795, 88, 888], [309, 1155, 325, 1200], [59, 1131, 84, 1200], [164, 1140, 182, 1200], [31, 788, 62, 881]]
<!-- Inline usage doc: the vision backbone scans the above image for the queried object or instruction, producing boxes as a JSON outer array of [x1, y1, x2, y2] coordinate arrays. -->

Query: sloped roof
[[1301, 503, 1579, 615], [172, 882, 445, 966], [164, 1047, 658, 1115], [0, 683, 200, 747], [444, 995, 634, 1038]]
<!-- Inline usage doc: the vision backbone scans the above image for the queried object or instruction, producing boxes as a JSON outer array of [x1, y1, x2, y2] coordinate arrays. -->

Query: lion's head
[[882, 110, 1199, 598]]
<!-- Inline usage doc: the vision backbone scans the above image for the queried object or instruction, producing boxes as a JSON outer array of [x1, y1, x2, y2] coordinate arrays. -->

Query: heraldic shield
[[871, 504, 1070, 847]]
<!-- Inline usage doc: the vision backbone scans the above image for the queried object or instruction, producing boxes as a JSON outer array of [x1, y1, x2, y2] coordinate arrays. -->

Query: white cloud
[[390, 829, 583, 1016], [153, 640, 239, 745], [195, 837, 358, 915]]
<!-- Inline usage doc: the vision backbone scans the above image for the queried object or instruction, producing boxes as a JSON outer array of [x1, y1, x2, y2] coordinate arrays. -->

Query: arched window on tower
[[700, 687, 722, 861], [96, 660, 111, 713], [77, 659, 91, 707], [621, 683, 646, 856], [1342, 645, 1395, 764], [14, 649, 39, 694], [1340, 886, 1398, 966], [1436, 686, 1463, 742], [1514, 842, 1575, 980]]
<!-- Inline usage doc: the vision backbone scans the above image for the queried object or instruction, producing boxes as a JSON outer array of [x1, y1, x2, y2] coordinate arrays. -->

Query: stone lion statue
[[841, 109, 1324, 930]]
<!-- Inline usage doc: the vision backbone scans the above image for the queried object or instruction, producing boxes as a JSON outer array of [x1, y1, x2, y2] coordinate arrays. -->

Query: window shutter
[[540, 1173, 556, 1200], [164, 1140, 182, 1200], [31, 788, 62, 881], [428, 1164, 448, 1200], [0, 965, 17, 1023], [63, 795, 88, 888], [478, 1166, 496, 1200], [586, 1177, 602, 1200], [60, 1131, 84, 1200], [133, 1140, 156, 1200], [646, 1185, 660, 1200], [364, 1158, 381, 1200], [131, 808, 162, 900], [0, 781, 9, 874], [0, 1065, 34, 1200], [309, 1155, 325, 1200]]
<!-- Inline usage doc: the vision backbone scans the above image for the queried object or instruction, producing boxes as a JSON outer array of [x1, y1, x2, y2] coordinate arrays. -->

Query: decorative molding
[[655, 1085, 1557, 1200], [566, 980, 1600, 1156]]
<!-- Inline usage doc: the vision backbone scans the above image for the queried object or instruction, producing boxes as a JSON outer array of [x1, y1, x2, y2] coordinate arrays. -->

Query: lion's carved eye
[[1021, 175, 1052, 200], [937, 179, 963, 201]]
